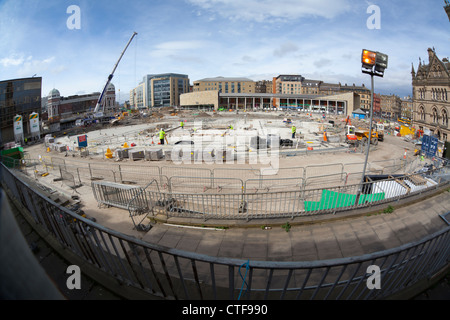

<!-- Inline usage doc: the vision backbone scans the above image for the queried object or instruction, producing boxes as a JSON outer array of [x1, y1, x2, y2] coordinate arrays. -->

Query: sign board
[[29, 112, 40, 137], [13, 115, 23, 135], [421, 135, 438, 158], [77, 134, 88, 148], [13, 114, 24, 144]]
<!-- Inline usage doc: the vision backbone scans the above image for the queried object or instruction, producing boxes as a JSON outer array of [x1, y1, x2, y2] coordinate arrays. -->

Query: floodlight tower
[[358, 49, 388, 197]]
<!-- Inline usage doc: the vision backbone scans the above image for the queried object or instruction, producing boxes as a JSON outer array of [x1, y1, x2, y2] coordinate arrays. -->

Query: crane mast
[[93, 32, 138, 118]]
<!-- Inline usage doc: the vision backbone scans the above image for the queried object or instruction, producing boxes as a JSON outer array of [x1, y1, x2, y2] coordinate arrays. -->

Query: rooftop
[[196, 76, 254, 82]]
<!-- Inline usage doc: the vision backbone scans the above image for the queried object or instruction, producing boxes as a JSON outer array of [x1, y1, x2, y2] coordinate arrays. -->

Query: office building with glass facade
[[130, 73, 190, 109], [0, 77, 42, 147]]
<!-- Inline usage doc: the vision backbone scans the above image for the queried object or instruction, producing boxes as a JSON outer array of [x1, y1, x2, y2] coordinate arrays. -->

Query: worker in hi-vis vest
[[180, 120, 184, 129], [291, 125, 296, 139], [159, 128, 166, 145]]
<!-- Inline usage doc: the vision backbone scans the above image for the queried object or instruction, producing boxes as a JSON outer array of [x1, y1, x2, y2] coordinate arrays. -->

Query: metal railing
[[10, 155, 424, 192], [4, 155, 449, 221], [1, 161, 449, 300]]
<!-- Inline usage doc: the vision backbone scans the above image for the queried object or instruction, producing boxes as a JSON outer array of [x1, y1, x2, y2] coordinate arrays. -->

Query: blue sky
[[0, 0, 449, 102]]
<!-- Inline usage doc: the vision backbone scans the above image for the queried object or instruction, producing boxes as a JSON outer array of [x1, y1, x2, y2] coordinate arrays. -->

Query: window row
[[417, 106, 449, 127], [431, 88, 448, 101], [417, 88, 449, 101]]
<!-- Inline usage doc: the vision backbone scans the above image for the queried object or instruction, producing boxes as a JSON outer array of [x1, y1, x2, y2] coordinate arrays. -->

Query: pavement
[[7, 180, 450, 300], [142, 189, 450, 262]]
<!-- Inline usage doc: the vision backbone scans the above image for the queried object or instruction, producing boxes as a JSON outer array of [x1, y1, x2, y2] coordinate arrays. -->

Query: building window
[[419, 106, 426, 121], [432, 107, 438, 124], [442, 109, 448, 128], [419, 88, 425, 100]]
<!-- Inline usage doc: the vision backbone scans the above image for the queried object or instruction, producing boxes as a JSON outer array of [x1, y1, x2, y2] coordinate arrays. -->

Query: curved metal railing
[[1, 162, 449, 300], [6, 155, 448, 221]]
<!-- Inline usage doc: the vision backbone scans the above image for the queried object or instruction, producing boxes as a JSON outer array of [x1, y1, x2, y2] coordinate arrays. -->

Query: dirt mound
[[196, 112, 211, 117]]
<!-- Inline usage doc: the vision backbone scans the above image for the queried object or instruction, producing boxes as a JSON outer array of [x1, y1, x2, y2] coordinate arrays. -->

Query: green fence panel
[[304, 190, 356, 211]]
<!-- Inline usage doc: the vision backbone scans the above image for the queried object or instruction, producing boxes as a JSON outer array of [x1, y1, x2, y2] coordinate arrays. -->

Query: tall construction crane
[[93, 31, 138, 118]]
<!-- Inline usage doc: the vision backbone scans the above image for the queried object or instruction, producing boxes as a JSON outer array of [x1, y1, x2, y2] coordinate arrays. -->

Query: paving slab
[[137, 189, 450, 268]]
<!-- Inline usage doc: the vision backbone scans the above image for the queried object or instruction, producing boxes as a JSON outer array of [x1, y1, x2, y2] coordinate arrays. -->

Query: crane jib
[[93, 32, 138, 116]]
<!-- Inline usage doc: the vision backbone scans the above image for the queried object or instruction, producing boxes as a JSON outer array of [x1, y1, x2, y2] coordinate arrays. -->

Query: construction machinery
[[345, 125, 379, 146], [375, 123, 385, 141], [93, 32, 138, 118]]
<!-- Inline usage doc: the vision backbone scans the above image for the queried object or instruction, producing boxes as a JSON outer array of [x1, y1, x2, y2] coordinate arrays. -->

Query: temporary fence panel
[[213, 167, 261, 182], [91, 181, 148, 213], [244, 177, 304, 193], [305, 172, 347, 189], [304, 163, 344, 180], [162, 166, 212, 180], [245, 190, 305, 219], [168, 176, 244, 194], [118, 165, 161, 186]]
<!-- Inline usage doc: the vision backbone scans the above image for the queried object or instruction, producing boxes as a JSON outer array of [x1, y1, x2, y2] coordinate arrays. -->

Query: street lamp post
[[358, 49, 388, 199]]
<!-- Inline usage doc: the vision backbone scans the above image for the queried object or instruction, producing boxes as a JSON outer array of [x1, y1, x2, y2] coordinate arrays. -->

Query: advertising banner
[[29, 112, 40, 138], [13, 114, 24, 144]]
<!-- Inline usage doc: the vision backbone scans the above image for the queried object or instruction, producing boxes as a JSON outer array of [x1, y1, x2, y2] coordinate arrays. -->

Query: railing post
[[88, 163, 93, 180], [118, 164, 123, 183]]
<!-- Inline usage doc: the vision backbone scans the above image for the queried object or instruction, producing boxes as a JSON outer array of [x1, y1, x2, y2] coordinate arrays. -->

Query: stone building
[[255, 80, 273, 93], [411, 48, 449, 142], [47, 83, 116, 122], [380, 94, 402, 120], [193, 77, 255, 94], [401, 96, 413, 120]]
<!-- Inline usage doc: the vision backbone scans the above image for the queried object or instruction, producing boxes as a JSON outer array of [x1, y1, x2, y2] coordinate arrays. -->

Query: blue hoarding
[[421, 135, 438, 158]]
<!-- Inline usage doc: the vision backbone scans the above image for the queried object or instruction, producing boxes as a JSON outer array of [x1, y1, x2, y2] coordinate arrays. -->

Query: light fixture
[[361, 49, 388, 77], [375, 52, 388, 73], [362, 50, 377, 69]]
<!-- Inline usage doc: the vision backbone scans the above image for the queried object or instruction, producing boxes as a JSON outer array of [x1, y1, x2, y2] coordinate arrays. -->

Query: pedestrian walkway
[[142, 190, 450, 262], [5, 183, 450, 300]]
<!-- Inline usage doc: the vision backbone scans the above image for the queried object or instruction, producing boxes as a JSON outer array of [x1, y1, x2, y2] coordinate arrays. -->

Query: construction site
[[3, 105, 450, 301], [9, 107, 443, 235]]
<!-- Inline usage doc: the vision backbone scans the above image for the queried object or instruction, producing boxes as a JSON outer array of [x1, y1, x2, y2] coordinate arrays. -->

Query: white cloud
[[150, 40, 213, 60], [17, 56, 55, 78], [0, 56, 25, 67], [186, 0, 351, 22]]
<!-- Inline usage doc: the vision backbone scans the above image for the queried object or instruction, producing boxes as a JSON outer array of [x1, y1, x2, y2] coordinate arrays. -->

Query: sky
[[0, 0, 449, 103]]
